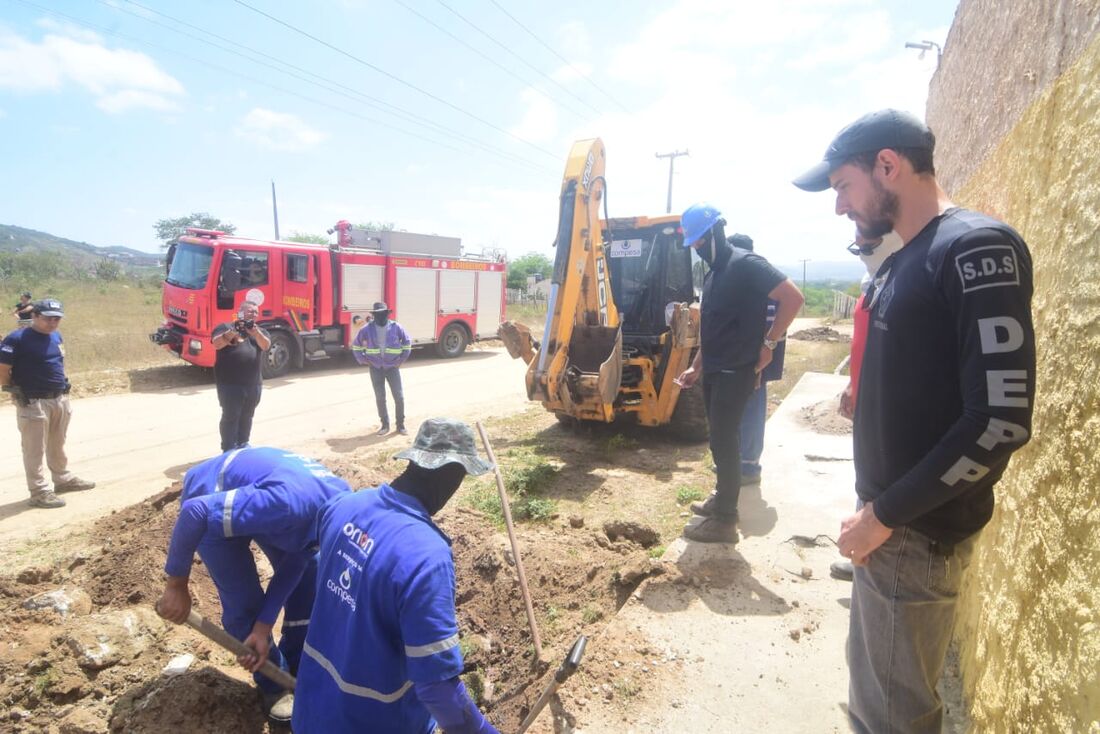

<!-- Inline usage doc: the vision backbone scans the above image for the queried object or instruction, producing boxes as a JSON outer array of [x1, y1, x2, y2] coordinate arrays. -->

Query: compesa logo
[[343, 522, 375, 556], [955, 245, 1020, 293], [326, 566, 357, 611]]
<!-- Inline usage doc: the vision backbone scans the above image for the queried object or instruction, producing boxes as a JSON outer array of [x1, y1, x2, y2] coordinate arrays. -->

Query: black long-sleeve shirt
[[854, 208, 1035, 545]]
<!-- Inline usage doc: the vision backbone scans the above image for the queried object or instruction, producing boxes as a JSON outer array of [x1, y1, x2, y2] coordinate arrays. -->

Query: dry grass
[[7, 279, 178, 378]]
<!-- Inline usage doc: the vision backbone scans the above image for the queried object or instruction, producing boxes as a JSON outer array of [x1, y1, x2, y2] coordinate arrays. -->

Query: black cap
[[32, 298, 64, 317], [21, 291, 31, 298], [370, 301, 390, 313], [793, 109, 935, 192]]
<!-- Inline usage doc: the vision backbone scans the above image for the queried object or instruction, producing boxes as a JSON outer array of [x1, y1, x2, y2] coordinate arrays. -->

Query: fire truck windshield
[[166, 243, 214, 289]]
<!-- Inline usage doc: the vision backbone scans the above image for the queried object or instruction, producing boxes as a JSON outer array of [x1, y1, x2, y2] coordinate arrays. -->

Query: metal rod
[[475, 422, 543, 663]]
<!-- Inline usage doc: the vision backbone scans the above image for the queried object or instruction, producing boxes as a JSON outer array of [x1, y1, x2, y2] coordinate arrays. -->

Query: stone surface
[[22, 588, 93, 618], [63, 608, 165, 670]]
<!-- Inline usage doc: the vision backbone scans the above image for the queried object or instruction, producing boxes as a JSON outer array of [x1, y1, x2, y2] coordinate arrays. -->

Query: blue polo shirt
[[0, 328, 67, 392], [293, 484, 464, 734], [164, 447, 351, 623]]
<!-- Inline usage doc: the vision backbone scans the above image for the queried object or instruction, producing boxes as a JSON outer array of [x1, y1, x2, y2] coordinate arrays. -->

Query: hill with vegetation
[[0, 224, 161, 268]]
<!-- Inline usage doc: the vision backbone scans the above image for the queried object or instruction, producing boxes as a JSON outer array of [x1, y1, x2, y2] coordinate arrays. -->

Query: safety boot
[[55, 477, 96, 493], [682, 515, 739, 544]]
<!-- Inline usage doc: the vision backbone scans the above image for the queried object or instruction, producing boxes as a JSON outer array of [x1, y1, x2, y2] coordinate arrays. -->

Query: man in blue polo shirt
[[0, 298, 95, 509], [155, 447, 351, 724], [293, 418, 499, 734]]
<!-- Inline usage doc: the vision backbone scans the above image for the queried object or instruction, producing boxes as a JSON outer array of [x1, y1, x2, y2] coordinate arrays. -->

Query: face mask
[[859, 231, 904, 276], [373, 313, 389, 326]]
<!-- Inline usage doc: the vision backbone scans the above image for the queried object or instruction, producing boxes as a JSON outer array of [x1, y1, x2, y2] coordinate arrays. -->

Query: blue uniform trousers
[[197, 535, 316, 693]]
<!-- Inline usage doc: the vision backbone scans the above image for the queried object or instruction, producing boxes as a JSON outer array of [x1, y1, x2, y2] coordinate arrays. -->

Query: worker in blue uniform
[[292, 417, 499, 734], [155, 447, 351, 723]]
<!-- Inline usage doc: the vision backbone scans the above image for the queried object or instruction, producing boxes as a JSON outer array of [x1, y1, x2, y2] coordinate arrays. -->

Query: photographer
[[212, 300, 270, 452]]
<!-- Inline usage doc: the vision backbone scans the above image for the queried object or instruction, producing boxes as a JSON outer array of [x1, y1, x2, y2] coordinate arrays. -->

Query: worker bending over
[[156, 447, 350, 723], [293, 418, 499, 734]]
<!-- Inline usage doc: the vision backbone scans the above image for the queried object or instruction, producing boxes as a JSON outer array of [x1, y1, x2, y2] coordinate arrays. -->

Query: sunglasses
[[847, 239, 881, 257]]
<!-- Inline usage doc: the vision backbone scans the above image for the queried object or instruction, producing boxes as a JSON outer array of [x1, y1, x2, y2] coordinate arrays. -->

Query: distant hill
[[0, 224, 162, 268], [777, 259, 865, 283]]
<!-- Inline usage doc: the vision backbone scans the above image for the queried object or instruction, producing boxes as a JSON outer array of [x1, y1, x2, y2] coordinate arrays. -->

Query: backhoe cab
[[500, 139, 707, 439]]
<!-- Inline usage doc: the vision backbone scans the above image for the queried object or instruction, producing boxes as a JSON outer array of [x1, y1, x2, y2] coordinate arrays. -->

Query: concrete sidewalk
[[576, 371, 858, 733]]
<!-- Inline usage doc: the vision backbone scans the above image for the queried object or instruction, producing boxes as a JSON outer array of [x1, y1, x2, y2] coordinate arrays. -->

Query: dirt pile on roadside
[[797, 397, 853, 436], [790, 326, 851, 343], [0, 475, 666, 733]]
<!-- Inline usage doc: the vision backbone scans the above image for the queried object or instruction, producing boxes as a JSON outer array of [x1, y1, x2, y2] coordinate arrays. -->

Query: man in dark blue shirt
[[795, 109, 1035, 734], [293, 418, 499, 734], [675, 205, 804, 543], [0, 299, 95, 509]]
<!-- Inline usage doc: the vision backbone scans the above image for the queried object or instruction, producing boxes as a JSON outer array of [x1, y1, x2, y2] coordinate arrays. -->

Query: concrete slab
[[574, 371, 857, 733]]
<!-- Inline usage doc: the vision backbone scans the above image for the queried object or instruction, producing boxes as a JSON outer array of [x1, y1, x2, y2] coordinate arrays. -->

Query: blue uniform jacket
[[352, 321, 412, 370], [293, 484, 464, 734], [164, 447, 351, 624]]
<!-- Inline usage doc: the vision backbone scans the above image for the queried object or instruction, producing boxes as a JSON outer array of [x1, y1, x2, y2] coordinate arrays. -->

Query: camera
[[235, 319, 255, 333]]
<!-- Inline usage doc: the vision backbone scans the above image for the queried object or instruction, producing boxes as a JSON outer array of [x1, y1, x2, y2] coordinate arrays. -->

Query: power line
[[485, 0, 631, 114], [106, 0, 550, 172], [389, 0, 592, 122], [433, 0, 603, 118], [229, 0, 561, 161], [655, 149, 689, 214], [12, 0, 552, 173]]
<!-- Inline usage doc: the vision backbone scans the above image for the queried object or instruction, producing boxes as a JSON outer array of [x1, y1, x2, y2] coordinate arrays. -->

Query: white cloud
[[0, 27, 184, 113], [236, 108, 327, 152], [509, 88, 559, 144]]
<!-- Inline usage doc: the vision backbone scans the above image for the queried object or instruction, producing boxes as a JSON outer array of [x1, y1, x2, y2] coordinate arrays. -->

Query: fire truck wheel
[[262, 331, 295, 379], [436, 323, 469, 359]]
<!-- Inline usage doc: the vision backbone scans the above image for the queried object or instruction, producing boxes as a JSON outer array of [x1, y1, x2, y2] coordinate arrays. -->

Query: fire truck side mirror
[[220, 251, 243, 293]]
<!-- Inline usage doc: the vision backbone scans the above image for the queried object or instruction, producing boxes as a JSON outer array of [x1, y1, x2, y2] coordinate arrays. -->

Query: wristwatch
[[763, 337, 779, 351]]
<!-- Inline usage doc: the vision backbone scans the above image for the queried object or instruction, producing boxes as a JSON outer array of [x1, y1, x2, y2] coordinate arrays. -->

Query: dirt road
[[0, 347, 527, 552]]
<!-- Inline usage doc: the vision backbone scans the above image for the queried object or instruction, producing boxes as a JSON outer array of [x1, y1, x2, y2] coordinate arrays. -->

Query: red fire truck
[[150, 221, 506, 378]]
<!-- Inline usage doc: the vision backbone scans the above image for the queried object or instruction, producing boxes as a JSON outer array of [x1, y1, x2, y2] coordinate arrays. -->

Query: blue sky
[[0, 0, 956, 268]]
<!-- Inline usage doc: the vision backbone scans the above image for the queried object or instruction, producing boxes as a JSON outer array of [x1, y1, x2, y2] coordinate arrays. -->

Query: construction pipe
[[475, 422, 543, 664]]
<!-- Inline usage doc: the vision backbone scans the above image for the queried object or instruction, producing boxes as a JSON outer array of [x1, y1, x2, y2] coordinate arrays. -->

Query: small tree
[[154, 213, 237, 248], [506, 252, 553, 290], [286, 232, 330, 244], [357, 220, 396, 232], [94, 258, 123, 281]]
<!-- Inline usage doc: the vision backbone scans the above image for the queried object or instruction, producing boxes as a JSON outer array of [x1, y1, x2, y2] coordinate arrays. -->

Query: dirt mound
[[110, 666, 267, 733], [797, 397, 853, 436], [790, 326, 851, 343]]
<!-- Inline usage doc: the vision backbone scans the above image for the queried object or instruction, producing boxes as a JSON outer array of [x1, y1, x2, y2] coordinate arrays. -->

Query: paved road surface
[[0, 347, 528, 552]]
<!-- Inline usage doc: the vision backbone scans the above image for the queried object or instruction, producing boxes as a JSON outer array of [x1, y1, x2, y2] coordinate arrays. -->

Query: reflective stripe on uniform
[[404, 632, 459, 658], [216, 448, 245, 492], [383, 348, 406, 354], [303, 641, 414, 702], [282, 619, 310, 628], [222, 489, 237, 537]]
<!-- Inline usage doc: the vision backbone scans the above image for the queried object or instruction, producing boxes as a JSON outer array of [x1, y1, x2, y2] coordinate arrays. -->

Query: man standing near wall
[[794, 109, 1036, 733]]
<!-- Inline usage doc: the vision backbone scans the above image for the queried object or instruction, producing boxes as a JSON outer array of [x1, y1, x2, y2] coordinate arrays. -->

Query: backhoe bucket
[[563, 325, 622, 412]]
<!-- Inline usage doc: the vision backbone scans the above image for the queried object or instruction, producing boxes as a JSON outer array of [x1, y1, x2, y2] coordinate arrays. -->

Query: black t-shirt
[[212, 322, 268, 386], [855, 208, 1035, 544], [14, 301, 32, 318], [700, 247, 787, 373]]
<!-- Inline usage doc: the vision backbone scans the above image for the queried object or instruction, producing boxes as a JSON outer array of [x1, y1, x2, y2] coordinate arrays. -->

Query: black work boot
[[683, 515, 739, 544], [690, 492, 721, 517]]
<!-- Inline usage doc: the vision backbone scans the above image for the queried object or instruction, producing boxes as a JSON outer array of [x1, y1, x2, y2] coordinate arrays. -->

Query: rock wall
[[927, 0, 1100, 195], [926, 2, 1100, 731]]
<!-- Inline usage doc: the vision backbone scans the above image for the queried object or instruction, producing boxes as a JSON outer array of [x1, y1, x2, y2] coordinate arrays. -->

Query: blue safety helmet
[[680, 203, 723, 248]]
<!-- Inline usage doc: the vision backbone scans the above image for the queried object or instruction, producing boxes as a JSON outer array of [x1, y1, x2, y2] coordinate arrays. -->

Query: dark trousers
[[369, 366, 404, 429], [216, 382, 262, 452], [703, 368, 758, 517]]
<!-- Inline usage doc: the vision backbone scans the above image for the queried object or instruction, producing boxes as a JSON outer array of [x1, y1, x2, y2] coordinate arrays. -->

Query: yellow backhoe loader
[[499, 138, 707, 440]]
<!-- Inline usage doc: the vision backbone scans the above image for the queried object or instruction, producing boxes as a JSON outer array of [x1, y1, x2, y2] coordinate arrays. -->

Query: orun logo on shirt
[[342, 521, 375, 556]]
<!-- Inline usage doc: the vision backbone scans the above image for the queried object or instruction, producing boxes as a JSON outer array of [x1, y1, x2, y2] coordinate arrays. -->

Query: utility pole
[[798, 259, 811, 314], [271, 179, 281, 240], [655, 149, 689, 213]]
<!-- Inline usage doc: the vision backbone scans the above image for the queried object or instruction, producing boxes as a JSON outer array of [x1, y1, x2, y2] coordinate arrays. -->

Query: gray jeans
[[848, 525, 977, 734]]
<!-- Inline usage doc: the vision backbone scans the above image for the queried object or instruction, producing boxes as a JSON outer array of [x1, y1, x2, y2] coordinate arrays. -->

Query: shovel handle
[[184, 610, 297, 691]]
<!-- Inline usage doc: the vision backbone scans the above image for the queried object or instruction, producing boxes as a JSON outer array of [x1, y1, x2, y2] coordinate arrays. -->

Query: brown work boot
[[55, 477, 95, 493], [690, 492, 728, 518], [683, 516, 738, 544]]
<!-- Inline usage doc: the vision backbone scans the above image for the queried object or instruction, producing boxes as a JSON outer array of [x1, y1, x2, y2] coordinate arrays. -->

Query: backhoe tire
[[262, 331, 294, 380], [667, 378, 708, 442], [436, 323, 469, 359]]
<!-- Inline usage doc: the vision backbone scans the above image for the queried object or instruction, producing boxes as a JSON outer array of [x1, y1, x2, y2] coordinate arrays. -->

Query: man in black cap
[[794, 109, 1035, 733], [293, 417, 499, 734], [352, 302, 412, 436], [0, 298, 95, 509], [12, 291, 33, 325]]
